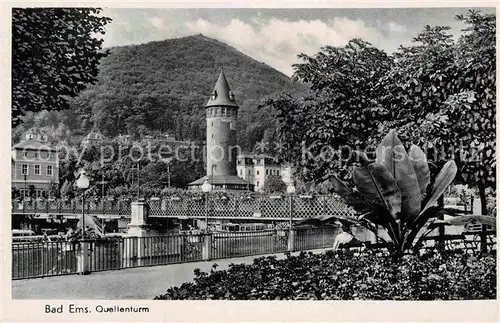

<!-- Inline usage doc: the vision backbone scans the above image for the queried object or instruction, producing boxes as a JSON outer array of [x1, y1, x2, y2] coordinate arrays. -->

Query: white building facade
[[236, 154, 293, 192]]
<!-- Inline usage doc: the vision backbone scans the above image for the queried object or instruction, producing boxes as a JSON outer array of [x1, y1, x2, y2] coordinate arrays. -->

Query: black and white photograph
[[2, 2, 498, 322]]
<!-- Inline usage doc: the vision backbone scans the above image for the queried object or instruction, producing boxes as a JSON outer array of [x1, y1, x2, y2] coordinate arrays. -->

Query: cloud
[[185, 17, 382, 76], [387, 21, 407, 33], [148, 16, 164, 30]]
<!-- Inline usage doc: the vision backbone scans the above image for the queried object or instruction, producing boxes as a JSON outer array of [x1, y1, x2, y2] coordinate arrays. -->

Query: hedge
[[155, 250, 496, 300]]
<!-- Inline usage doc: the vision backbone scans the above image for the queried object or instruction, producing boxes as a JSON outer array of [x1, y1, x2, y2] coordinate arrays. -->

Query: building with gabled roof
[[11, 138, 59, 198], [81, 130, 105, 147], [236, 154, 293, 192]]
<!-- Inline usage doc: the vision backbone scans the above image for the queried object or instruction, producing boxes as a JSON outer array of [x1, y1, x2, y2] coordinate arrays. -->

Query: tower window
[[211, 122, 213, 127]]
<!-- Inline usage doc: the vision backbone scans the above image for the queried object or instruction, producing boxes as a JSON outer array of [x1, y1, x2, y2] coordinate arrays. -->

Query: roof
[[13, 139, 57, 151], [84, 130, 104, 141], [237, 153, 281, 165], [188, 174, 251, 186], [205, 70, 239, 108]]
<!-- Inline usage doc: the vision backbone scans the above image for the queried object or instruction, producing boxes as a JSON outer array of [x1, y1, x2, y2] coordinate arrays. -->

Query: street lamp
[[201, 179, 212, 232], [286, 183, 296, 228], [76, 170, 90, 238]]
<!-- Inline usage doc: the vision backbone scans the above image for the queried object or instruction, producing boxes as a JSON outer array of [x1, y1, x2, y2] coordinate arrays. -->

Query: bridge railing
[[12, 195, 356, 219], [11, 198, 133, 217], [147, 195, 357, 219]]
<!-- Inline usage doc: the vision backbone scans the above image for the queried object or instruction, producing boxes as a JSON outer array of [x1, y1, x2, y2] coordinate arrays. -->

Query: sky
[[100, 7, 495, 76]]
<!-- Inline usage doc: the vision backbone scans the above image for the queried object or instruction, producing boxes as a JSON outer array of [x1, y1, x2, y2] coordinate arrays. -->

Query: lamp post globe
[[286, 183, 296, 194], [201, 179, 212, 193], [76, 171, 90, 190]]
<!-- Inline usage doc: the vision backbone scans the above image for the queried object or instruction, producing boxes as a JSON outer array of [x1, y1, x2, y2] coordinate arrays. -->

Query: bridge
[[11, 195, 357, 221]]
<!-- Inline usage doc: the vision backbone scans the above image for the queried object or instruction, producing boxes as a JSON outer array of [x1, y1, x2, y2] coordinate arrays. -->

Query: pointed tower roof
[[205, 70, 239, 108]]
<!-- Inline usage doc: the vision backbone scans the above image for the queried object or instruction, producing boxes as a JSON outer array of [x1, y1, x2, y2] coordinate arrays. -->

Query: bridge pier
[[124, 200, 159, 263]]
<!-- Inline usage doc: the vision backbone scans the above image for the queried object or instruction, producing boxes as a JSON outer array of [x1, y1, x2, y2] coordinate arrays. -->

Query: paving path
[[12, 249, 329, 300]]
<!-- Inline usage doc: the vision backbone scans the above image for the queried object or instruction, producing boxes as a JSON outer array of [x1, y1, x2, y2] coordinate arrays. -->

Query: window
[[47, 165, 53, 176], [257, 170, 259, 175], [266, 169, 269, 175], [211, 122, 214, 127], [211, 134, 214, 139], [34, 165, 41, 175], [21, 164, 28, 175], [34, 152, 38, 158], [257, 181, 260, 187], [222, 108, 226, 115], [24, 152, 28, 157], [248, 170, 250, 175]]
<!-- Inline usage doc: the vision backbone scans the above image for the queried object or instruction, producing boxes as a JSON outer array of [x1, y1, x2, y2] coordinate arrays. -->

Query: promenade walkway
[[12, 249, 329, 299]]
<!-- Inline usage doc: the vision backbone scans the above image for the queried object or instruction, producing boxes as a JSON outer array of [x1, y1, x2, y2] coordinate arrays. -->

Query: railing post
[[77, 241, 91, 275], [437, 196, 445, 252], [202, 233, 213, 261], [322, 196, 327, 217], [234, 196, 238, 218], [287, 229, 295, 252], [322, 227, 325, 248], [480, 225, 488, 253]]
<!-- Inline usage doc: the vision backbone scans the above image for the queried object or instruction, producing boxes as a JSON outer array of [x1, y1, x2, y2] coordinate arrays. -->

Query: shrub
[[154, 250, 496, 300]]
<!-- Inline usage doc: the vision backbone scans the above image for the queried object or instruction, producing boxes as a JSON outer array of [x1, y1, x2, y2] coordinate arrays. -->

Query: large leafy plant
[[331, 130, 491, 255]]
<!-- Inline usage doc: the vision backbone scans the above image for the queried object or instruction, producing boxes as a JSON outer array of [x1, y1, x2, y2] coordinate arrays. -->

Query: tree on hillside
[[12, 8, 111, 128]]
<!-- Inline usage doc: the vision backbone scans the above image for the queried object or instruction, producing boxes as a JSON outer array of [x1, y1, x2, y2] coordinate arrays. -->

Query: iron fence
[[211, 230, 288, 259], [294, 227, 338, 251], [12, 229, 496, 280], [420, 231, 497, 253], [12, 240, 79, 279]]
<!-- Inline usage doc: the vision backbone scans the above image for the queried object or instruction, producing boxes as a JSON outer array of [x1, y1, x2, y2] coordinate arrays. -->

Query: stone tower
[[188, 70, 252, 192], [206, 70, 238, 176]]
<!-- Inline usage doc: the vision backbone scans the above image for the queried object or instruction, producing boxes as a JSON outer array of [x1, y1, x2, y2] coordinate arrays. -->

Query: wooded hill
[[13, 34, 308, 152]]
